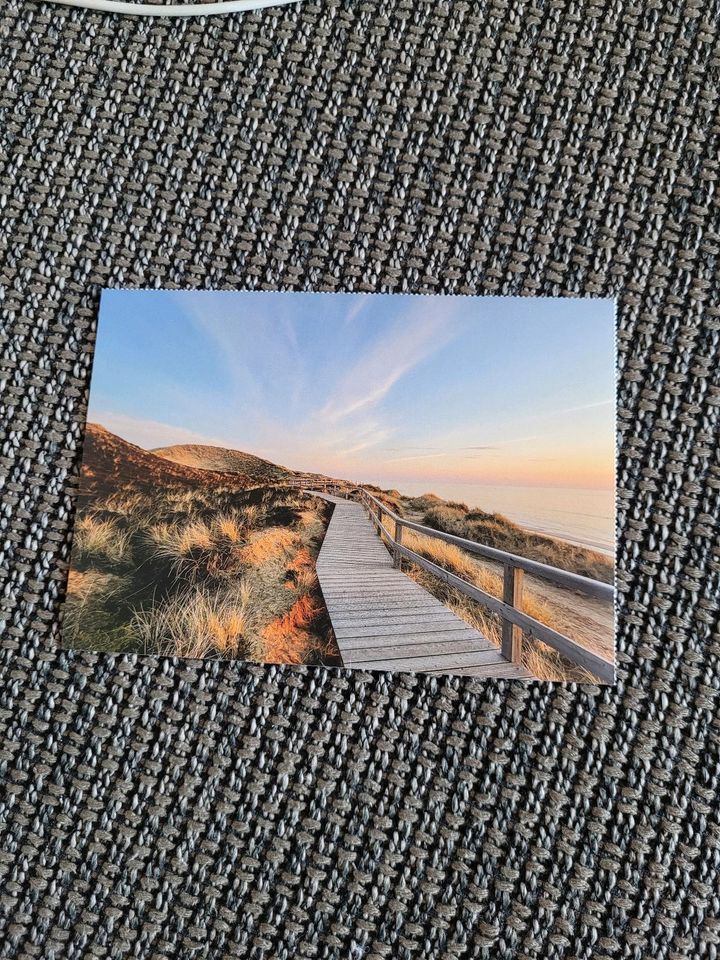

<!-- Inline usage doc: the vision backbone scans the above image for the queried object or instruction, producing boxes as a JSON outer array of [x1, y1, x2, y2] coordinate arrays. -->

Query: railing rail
[[291, 479, 615, 684], [284, 476, 347, 490], [360, 490, 614, 601]]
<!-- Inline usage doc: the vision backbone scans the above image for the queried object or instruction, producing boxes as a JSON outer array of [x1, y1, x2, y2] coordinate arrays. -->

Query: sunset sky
[[90, 290, 615, 491]]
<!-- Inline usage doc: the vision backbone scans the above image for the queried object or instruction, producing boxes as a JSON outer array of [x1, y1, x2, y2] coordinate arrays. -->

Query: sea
[[373, 480, 615, 556]]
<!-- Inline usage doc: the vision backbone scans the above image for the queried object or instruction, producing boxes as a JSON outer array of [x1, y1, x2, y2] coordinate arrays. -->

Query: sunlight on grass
[[132, 584, 253, 659], [403, 528, 592, 682], [254, 594, 323, 665], [75, 515, 132, 565], [63, 568, 135, 650], [404, 530, 478, 582], [145, 512, 255, 580], [285, 548, 317, 592], [216, 515, 245, 543], [239, 528, 298, 568], [421, 502, 613, 583]]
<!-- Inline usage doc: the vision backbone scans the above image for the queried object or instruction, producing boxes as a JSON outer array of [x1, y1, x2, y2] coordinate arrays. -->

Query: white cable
[[37, 0, 300, 17]]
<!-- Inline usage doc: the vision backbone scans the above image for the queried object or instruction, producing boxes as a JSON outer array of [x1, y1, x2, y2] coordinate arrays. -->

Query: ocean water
[[373, 479, 615, 556]]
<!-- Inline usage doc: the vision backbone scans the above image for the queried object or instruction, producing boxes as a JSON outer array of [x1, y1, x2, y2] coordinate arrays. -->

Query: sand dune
[[153, 443, 288, 481], [79, 425, 276, 497]]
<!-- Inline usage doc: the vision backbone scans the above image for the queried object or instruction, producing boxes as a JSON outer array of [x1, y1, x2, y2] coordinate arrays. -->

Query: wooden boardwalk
[[308, 492, 531, 679]]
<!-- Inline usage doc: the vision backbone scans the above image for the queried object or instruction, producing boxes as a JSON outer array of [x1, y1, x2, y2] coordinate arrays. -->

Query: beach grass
[[66, 478, 339, 665]]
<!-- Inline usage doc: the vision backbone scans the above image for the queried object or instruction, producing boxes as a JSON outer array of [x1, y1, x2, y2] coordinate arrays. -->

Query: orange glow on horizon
[[296, 448, 615, 492]]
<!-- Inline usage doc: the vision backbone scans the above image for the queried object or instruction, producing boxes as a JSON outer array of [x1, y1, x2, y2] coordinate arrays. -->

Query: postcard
[[62, 290, 616, 682]]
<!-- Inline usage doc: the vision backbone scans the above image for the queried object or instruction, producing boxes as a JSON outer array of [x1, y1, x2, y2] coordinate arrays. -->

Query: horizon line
[[88, 420, 616, 494]]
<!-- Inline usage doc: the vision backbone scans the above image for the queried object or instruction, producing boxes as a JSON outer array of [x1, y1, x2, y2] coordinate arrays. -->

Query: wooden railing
[[283, 476, 347, 492], [353, 487, 614, 683], [286, 478, 615, 683]]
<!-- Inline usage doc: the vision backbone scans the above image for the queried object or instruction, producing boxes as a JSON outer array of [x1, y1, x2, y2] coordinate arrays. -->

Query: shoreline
[[519, 522, 615, 558], [378, 482, 614, 560]]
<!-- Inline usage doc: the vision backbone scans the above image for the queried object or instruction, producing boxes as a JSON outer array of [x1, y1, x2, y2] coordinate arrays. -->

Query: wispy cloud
[[320, 300, 463, 424], [344, 295, 371, 328], [385, 452, 449, 464], [94, 290, 614, 490], [382, 446, 442, 453], [339, 435, 391, 457], [557, 399, 614, 416], [89, 411, 228, 451]]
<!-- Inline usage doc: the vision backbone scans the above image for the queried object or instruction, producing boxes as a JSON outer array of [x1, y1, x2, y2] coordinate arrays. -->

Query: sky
[[89, 290, 616, 491]]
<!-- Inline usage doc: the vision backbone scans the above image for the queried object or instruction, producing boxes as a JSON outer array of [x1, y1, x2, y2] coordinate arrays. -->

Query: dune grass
[[62, 568, 137, 651], [67, 454, 611, 679], [253, 593, 333, 666], [240, 527, 298, 568], [145, 512, 252, 580], [65, 481, 339, 665], [132, 584, 253, 659], [411, 501, 613, 584], [402, 528, 597, 683], [74, 515, 132, 566]]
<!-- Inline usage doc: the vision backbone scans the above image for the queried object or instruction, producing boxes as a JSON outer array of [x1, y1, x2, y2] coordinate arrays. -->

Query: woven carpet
[[1, 1, 719, 957]]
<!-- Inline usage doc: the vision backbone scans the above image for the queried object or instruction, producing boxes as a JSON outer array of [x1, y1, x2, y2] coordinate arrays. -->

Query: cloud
[[326, 420, 393, 459], [382, 446, 442, 452], [320, 299, 463, 424], [385, 452, 449, 464], [344, 295, 371, 327], [557, 399, 614, 416], [339, 435, 391, 457], [89, 410, 229, 451], [169, 290, 306, 416], [153, 291, 471, 471]]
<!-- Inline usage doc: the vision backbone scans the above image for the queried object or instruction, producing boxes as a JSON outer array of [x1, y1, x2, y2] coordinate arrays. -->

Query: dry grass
[[406, 530, 550, 622], [94, 492, 147, 517], [239, 528, 298, 568], [239, 504, 262, 527], [285, 548, 317, 592], [365, 486, 403, 514], [254, 593, 323, 665], [66, 567, 120, 601], [403, 529, 594, 682], [440, 587, 592, 683], [62, 568, 133, 650], [296, 509, 320, 528], [67, 475, 340, 664], [74, 515, 131, 565], [216, 515, 246, 543], [145, 512, 254, 580], [403, 530, 478, 582], [132, 584, 252, 659], [421, 503, 613, 584], [406, 493, 445, 513], [523, 642, 595, 684]]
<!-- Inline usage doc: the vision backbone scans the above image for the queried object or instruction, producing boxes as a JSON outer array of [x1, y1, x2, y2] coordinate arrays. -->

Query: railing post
[[393, 519, 403, 569], [501, 563, 524, 665]]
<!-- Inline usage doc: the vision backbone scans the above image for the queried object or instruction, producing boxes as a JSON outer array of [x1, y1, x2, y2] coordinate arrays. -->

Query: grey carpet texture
[[1, 0, 719, 957]]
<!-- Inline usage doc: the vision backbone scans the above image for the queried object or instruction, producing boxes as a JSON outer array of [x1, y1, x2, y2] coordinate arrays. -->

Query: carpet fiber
[[1, 1, 719, 957]]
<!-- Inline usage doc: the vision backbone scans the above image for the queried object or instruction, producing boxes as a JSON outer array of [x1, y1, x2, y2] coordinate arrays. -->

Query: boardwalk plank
[[333, 621, 481, 640], [344, 644, 504, 666], [315, 595, 441, 608], [332, 611, 467, 628], [339, 631, 497, 653], [308, 491, 532, 680], [352, 650, 515, 673]]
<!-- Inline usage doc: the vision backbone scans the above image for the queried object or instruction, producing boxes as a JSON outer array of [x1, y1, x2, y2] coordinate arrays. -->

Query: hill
[[79, 424, 252, 497], [152, 443, 289, 482]]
